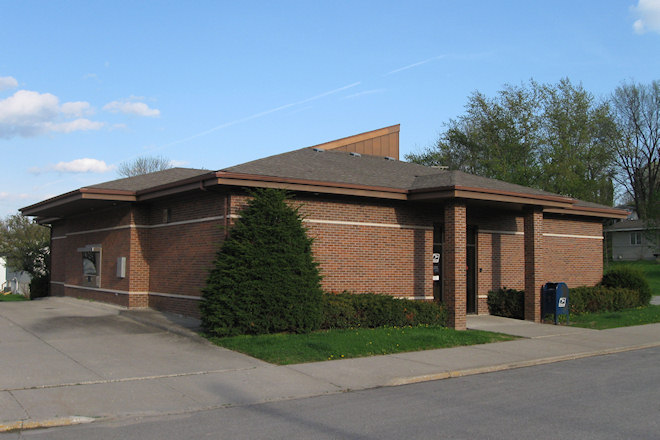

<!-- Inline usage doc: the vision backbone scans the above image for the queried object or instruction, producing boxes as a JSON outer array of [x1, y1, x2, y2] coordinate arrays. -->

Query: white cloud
[[632, 0, 660, 34], [61, 101, 93, 117], [0, 76, 18, 91], [0, 90, 104, 138], [46, 119, 105, 133], [0, 192, 30, 201], [103, 98, 160, 117], [30, 158, 115, 174]]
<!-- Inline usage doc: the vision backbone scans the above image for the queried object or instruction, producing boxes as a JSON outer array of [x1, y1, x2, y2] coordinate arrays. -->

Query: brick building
[[22, 125, 627, 329]]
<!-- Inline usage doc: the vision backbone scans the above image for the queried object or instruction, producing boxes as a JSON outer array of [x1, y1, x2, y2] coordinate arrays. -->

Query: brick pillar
[[524, 208, 543, 322], [128, 207, 150, 308], [443, 202, 467, 330]]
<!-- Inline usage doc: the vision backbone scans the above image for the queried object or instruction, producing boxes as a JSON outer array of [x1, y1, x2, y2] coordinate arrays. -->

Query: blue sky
[[1, 0, 659, 217]]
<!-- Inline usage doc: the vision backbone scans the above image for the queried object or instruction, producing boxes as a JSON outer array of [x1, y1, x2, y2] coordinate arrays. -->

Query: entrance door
[[432, 223, 443, 302], [466, 226, 477, 314]]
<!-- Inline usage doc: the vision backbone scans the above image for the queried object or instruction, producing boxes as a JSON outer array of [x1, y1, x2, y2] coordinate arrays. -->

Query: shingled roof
[[21, 128, 628, 220], [88, 168, 211, 192], [224, 147, 574, 200]]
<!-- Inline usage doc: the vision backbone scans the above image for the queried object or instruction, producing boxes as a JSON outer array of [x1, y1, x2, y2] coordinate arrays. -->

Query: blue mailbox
[[541, 282, 569, 325]]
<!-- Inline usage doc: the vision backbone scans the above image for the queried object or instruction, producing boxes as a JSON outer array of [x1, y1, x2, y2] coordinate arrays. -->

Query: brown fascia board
[[544, 206, 630, 219], [135, 172, 218, 201], [307, 124, 400, 151], [79, 188, 136, 201], [21, 188, 136, 216], [211, 171, 409, 200], [409, 185, 574, 208]]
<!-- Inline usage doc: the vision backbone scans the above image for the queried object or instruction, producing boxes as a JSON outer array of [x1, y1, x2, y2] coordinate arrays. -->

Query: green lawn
[[570, 305, 660, 329], [0, 294, 28, 302], [606, 260, 660, 296], [208, 325, 517, 365]]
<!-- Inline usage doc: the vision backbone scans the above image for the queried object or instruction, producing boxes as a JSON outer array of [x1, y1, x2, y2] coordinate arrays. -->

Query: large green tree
[[407, 78, 617, 205], [201, 189, 323, 337], [0, 214, 50, 275]]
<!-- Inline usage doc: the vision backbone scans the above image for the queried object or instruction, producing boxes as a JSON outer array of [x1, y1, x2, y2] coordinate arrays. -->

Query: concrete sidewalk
[[2, 297, 660, 433]]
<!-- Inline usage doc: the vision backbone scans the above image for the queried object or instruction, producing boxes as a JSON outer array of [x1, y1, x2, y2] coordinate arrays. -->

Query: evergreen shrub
[[487, 288, 524, 319], [201, 189, 323, 337], [320, 292, 446, 329]]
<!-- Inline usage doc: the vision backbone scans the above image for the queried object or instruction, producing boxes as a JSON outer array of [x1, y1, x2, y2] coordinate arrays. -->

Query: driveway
[[0, 297, 339, 426], [0, 297, 262, 391]]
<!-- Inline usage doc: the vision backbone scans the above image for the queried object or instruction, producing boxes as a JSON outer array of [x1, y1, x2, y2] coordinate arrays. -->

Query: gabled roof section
[[88, 168, 211, 192], [21, 168, 214, 220], [224, 147, 437, 189], [21, 126, 630, 221], [605, 219, 656, 232]]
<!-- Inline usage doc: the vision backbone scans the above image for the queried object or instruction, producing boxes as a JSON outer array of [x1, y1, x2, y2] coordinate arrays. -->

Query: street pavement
[[1, 296, 660, 433]]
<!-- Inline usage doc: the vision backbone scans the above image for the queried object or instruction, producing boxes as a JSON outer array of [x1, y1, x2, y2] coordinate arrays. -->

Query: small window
[[163, 208, 172, 223], [82, 251, 99, 275], [77, 244, 101, 287], [630, 232, 642, 245]]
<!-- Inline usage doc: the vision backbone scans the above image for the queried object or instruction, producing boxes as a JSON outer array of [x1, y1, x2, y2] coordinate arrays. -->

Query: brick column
[[128, 207, 150, 308], [443, 202, 467, 330], [524, 208, 543, 322]]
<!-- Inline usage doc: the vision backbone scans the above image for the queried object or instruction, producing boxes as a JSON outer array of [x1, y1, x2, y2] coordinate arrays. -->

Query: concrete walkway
[[2, 297, 660, 433]]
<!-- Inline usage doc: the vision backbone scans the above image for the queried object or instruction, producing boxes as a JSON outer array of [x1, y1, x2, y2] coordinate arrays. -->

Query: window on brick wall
[[630, 232, 642, 245], [78, 244, 101, 287]]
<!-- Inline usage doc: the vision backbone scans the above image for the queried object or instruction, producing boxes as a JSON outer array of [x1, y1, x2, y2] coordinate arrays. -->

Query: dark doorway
[[467, 226, 477, 314], [432, 223, 443, 302]]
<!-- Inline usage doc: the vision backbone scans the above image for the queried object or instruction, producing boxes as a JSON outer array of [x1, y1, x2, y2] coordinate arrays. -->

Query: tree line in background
[[406, 78, 659, 224], [0, 214, 50, 296]]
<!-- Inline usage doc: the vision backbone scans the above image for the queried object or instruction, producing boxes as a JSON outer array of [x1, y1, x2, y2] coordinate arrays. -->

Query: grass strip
[[0, 294, 28, 302], [208, 325, 517, 365], [570, 305, 660, 330]]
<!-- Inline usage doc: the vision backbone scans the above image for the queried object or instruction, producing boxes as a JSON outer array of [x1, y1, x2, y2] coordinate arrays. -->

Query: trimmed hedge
[[600, 266, 652, 307], [320, 292, 447, 329], [487, 288, 524, 319], [570, 286, 642, 314]]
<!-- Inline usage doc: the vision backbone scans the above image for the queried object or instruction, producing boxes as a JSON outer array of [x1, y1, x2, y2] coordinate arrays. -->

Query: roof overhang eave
[[208, 171, 409, 200], [409, 185, 574, 208], [20, 188, 137, 217], [545, 206, 630, 219]]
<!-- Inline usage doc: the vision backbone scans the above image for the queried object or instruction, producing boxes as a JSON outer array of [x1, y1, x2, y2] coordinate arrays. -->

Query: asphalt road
[[8, 346, 660, 440]]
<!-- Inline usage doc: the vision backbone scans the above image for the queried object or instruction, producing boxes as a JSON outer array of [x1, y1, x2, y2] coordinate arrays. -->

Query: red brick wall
[[145, 191, 226, 315], [543, 215, 603, 287], [472, 211, 525, 314], [46, 188, 606, 322], [469, 210, 603, 316], [297, 196, 433, 298]]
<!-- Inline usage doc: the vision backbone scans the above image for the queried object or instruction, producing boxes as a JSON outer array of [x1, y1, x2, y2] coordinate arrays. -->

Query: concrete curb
[[0, 416, 95, 433], [386, 341, 660, 386]]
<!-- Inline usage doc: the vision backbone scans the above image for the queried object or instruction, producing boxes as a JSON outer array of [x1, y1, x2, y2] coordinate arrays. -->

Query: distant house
[[0, 257, 6, 292], [21, 125, 628, 329], [606, 219, 659, 261]]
